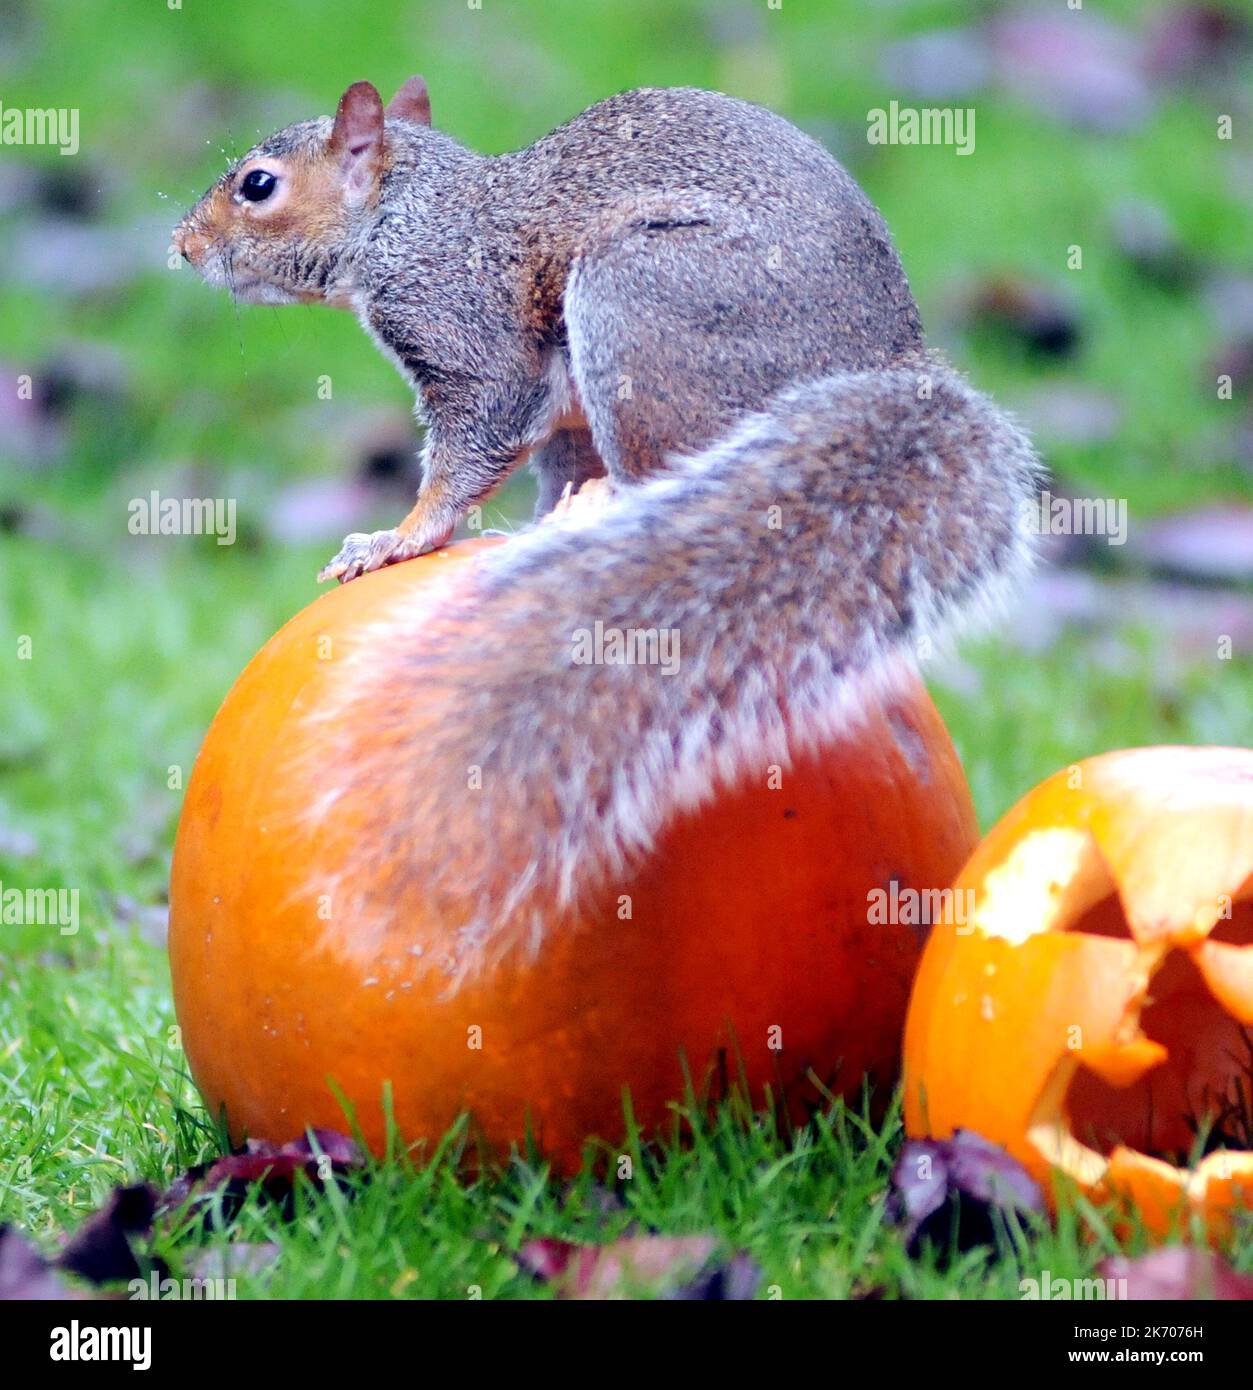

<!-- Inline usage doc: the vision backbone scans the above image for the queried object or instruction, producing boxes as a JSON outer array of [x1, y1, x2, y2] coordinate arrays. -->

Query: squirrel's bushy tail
[[313, 361, 1042, 973]]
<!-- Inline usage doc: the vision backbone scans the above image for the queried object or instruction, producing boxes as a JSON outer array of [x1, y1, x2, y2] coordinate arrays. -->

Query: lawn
[[2, 0, 1252, 1298]]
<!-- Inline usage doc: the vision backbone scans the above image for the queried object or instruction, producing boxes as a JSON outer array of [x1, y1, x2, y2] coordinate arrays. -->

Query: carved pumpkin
[[903, 747, 1253, 1239], [170, 538, 977, 1170]]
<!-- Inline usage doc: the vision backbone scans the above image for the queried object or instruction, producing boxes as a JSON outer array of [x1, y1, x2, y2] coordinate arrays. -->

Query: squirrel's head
[[173, 77, 431, 307]]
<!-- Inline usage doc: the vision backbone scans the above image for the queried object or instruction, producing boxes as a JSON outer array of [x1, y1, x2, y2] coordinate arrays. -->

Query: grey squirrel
[[174, 79, 1041, 957]]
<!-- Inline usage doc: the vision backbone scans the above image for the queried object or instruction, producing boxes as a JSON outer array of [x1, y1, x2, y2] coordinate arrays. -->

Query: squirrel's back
[[485, 87, 925, 372]]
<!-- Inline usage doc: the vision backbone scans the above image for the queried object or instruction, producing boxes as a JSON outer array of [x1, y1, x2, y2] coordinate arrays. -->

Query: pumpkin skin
[[170, 538, 978, 1171], [903, 747, 1253, 1239]]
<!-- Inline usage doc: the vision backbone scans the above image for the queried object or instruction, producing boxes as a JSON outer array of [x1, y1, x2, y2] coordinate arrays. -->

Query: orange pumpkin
[[903, 747, 1253, 1239], [170, 538, 977, 1171]]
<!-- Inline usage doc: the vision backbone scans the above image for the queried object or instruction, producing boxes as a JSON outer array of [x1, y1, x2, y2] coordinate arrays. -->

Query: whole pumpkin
[[170, 538, 977, 1170], [903, 746, 1253, 1239]]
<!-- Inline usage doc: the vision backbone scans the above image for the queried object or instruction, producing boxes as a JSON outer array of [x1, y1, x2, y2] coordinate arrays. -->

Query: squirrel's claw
[[318, 528, 423, 584]]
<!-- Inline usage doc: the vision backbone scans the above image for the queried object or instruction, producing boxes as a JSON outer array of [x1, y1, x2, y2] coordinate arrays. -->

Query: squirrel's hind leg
[[531, 427, 607, 518], [564, 193, 829, 481]]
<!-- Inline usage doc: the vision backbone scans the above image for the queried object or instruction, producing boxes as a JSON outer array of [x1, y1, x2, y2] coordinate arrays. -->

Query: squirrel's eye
[[240, 169, 277, 203]]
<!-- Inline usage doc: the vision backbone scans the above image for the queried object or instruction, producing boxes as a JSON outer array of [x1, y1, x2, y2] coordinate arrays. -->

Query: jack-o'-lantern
[[904, 747, 1253, 1239]]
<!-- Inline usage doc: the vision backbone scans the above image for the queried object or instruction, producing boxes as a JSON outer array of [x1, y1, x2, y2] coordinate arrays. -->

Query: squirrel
[[174, 79, 1042, 963]]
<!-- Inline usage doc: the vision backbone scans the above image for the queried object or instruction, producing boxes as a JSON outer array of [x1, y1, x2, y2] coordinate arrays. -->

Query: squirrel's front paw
[[318, 528, 424, 584]]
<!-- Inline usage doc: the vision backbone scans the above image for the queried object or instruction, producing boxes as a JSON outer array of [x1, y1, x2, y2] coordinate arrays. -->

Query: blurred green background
[[4, 0, 1251, 865], [2, 0, 1253, 1272]]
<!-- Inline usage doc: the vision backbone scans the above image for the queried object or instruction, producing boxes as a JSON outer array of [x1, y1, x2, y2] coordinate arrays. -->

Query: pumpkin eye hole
[[1210, 904, 1253, 947], [1067, 892, 1133, 941], [1065, 897, 1253, 1163]]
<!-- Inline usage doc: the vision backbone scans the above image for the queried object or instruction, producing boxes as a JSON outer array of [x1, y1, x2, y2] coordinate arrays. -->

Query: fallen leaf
[[1205, 274, 1253, 340], [0, 1227, 86, 1301], [1212, 334, 1253, 397], [13, 221, 159, 296], [1133, 507, 1253, 585], [267, 478, 379, 545], [1110, 199, 1199, 289], [964, 276, 1082, 358], [880, 28, 991, 100], [1099, 1247, 1253, 1300], [1016, 386, 1122, 446], [159, 1129, 364, 1228], [0, 823, 39, 860], [518, 1234, 760, 1300], [888, 1129, 1046, 1255], [182, 1242, 282, 1284], [989, 7, 1152, 132], [1143, 4, 1253, 84], [58, 1184, 157, 1285], [109, 895, 170, 948], [986, 569, 1253, 661], [27, 163, 108, 220]]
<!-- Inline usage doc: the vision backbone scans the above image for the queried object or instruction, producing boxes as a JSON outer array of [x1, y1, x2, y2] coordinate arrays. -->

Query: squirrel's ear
[[386, 75, 431, 127], [329, 81, 385, 203]]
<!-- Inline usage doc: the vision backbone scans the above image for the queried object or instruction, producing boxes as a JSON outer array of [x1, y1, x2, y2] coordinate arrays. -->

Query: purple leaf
[[1099, 1248, 1253, 1300], [945, 1129, 1048, 1213], [1143, 4, 1253, 84], [880, 28, 991, 100], [183, 1242, 282, 1284], [518, 1234, 759, 1300], [57, 1184, 157, 1285], [989, 8, 1153, 132], [889, 1130, 1046, 1255], [1134, 508, 1253, 585], [280, 1129, 364, 1167], [0, 1227, 87, 1301], [159, 1130, 364, 1228]]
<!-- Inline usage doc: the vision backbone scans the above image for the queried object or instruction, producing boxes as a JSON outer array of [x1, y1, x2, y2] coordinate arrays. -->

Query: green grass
[[9, 918, 1247, 1303], [2, 0, 1253, 1297], [4, 542, 1251, 1297]]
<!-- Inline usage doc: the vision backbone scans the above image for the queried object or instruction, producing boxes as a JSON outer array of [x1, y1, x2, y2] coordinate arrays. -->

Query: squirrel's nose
[[173, 220, 203, 264]]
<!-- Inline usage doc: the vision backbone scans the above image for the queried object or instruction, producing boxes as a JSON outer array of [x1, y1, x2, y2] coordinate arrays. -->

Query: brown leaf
[[965, 276, 1082, 358]]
